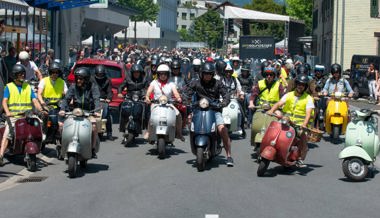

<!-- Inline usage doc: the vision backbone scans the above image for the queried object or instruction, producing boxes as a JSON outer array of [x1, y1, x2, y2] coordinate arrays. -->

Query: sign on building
[[89, 0, 108, 9], [239, 36, 275, 60]]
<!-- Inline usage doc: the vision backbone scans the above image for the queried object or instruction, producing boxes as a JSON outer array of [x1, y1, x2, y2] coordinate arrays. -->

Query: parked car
[[349, 55, 380, 99], [67, 58, 127, 109]]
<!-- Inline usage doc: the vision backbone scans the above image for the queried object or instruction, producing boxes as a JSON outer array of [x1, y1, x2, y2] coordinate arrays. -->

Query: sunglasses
[[76, 77, 84, 81], [265, 73, 275, 77], [50, 70, 60, 74]]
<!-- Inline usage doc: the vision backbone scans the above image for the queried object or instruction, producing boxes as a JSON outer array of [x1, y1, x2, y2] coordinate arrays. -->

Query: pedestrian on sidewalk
[[367, 63, 378, 104]]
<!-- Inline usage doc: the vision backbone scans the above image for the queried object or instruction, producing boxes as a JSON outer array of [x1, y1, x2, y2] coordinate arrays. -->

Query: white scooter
[[148, 96, 177, 159], [222, 97, 246, 138], [61, 108, 100, 178]]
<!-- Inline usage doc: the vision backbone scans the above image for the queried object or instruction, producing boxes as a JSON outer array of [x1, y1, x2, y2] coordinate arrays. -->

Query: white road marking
[[205, 215, 219, 218]]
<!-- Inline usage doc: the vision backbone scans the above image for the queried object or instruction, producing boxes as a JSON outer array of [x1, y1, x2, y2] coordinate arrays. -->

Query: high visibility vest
[[282, 91, 314, 126], [7, 82, 32, 117], [258, 79, 280, 106], [42, 77, 64, 106]]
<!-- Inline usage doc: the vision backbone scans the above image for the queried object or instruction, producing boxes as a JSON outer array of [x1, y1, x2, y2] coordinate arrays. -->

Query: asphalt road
[[0, 101, 379, 218]]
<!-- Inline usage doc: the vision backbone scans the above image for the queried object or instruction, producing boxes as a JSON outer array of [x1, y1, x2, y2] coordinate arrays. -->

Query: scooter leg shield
[[338, 146, 373, 162], [330, 116, 344, 125], [261, 146, 277, 161], [25, 142, 40, 154], [194, 135, 209, 147]]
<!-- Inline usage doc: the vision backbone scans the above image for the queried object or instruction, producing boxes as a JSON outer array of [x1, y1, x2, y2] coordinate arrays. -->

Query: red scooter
[[0, 111, 43, 171], [257, 114, 308, 177]]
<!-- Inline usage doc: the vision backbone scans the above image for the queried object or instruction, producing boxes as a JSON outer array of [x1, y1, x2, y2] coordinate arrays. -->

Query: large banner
[[239, 36, 275, 60]]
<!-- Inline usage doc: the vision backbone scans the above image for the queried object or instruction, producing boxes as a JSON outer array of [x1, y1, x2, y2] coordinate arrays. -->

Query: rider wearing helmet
[[322, 64, 354, 98], [249, 66, 285, 108], [184, 62, 234, 167], [286, 64, 317, 97], [93, 65, 114, 140], [170, 59, 185, 90], [267, 73, 314, 167], [215, 59, 227, 80], [186, 58, 201, 83], [144, 64, 184, 141], [238, 64, 254, 126], [59, 67, 101, 158], [231, 56, 241, 77], [17, 51, 43, 81], [0, 64, 44, 165]]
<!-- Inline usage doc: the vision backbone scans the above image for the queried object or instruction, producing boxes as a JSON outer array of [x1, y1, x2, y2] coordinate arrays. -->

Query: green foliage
[[285, 0, 312, 35], [178, 28, 194, 41], [243, 0, 286, 42], [118, 0, 159, 24], [189, 10, 224, 48]]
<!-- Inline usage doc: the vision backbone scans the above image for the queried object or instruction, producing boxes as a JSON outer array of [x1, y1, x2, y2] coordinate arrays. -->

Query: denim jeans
[[368, 80, 377, 99]]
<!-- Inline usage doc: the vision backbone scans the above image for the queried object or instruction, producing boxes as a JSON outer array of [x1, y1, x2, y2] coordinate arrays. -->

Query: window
[[181, 25, 187, 29], [190, 13, 195, 20], [182, 12, 187, 20], [371, 0, 379, 17]]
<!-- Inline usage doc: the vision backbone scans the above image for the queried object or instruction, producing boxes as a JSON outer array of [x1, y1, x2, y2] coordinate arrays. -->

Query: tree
[[178, 28, 193, 41], [118, 0, 160, 43], [243, 0, 287, 42], [285, 0, 313, 35], [189, 9, 224, 48]]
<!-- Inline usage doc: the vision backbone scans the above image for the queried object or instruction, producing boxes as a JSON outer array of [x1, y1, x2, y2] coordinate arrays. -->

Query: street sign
[[239, 36, 275, 60], [89, 0, 108, 8]]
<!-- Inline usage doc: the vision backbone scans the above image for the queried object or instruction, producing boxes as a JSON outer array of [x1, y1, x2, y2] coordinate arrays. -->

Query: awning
[[223, 5, 302, 23], [24, 0, 100, 10], [0, 0, 29, 13]]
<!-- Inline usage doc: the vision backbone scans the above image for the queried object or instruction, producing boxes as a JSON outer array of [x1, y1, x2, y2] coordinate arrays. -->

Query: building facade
[[313, 0, 380, 70], [123, 0, 179, 49]]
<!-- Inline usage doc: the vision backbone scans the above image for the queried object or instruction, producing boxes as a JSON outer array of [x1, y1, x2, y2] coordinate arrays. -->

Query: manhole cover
[[17, 176, 48, 183]]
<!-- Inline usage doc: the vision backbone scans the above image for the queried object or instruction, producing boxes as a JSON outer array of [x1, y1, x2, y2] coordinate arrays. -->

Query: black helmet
[[94, 65, 106, 79], [295, 73, 309, 89], [131, 64, 144, 73], [12, 64, 26, 78], [241, 64, 250, 72], [74, 67, 91, 80], [304, 63, 311, 73], [171, 59, 181, 69], [48, 62, 61, 75], [200, 62, 215, 78], [331, 63, 342, 75], [215, 60, 226, 74], [296, 65, 308, 75]]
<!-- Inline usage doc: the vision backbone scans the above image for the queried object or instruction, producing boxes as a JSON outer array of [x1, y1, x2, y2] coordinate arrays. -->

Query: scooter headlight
[[199, 98, 209, 109], [72, 108, 84, 117], [132, 94, 139, 102], [159, 95, 168, 105], [350, 111, 358, 120], [281, 117, 290, 125], [334, 91, 342, 98]]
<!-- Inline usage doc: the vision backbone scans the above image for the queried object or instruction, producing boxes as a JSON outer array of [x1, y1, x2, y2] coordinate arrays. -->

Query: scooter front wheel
[[342, 158, 368, 181], [68, 154, 78, 178], [257, 158, 270, 177], [157, 137, 166, 159], [332, 125, 341, 144], [196, 147, 205, 172], [26, 154, 37, 172]]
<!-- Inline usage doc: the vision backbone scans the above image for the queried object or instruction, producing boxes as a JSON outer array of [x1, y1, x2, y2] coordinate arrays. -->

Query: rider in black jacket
[[93, 65, 114, 140], [184, 62, 234, 167]]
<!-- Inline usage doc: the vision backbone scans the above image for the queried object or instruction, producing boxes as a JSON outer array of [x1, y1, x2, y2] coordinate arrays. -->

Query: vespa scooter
[[250, 102, 277, 150], [41, 101, 61, 156], [190, 98, 222, 171], [148, 95, 177, 159], [339, 109, 380, 181], [119, 91, 145, 146], [257, 114, 311, 177], [0, 111, 42, 172], [96, 99, 109, 140], [325, 92, 349, 143], [222, 97, 246, 138], [61, 108, 100, 178]]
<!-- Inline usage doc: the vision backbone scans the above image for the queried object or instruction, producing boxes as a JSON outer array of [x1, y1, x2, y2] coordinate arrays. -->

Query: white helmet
[[231, 56, 240, 62], [285, 59, 293, 64], [157, 64, 170, 73], [225, 63, 233, 71], [19, 51, 30, 60], [192, 58, 201, 66]]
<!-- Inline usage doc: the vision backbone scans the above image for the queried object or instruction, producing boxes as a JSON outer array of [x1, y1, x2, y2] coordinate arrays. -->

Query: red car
[[67, 58, 127, 108]]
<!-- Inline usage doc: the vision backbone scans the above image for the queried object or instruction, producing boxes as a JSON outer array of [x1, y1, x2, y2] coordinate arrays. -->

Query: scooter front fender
[[67, 141, 80, 154], [194, 135, 209, 147], [338, 146, 373, 162], [261, 146, 277, 161], [25, 142, 39, 154], [330, 116, 344, 125]]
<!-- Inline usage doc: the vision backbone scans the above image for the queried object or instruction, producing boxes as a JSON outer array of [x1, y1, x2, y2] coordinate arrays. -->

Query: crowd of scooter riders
[[1, 45, 369, 179]]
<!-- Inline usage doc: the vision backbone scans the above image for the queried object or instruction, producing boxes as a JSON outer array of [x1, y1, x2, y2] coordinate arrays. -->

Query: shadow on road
[[0, 170, 20, 178], [258, 163, 323, 177], [68, 163, 110, 178], [146, 147, 187, 159], [186, 155, 227, 171]]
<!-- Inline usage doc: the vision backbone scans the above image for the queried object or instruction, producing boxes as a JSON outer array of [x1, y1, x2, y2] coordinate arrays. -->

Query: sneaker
[[0, 155, 3, 166], [296, 159, 307, 168], [226, 157, 234, 167], [178, 136, 185, 142], [107, 134, 114, 141]]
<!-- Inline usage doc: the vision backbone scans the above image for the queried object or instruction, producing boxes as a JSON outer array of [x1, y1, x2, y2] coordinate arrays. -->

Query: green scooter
[[250, 103, 277, 150], [338, 109, 380, 181]]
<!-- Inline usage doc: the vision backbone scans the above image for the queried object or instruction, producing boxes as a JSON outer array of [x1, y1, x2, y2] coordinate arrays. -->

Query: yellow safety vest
[[42, 77, 64, 106], [7, 82, 32, 117], [280, 68, 288, 87], [282, 91, 314, 126], [258, 79, 280, 106]]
